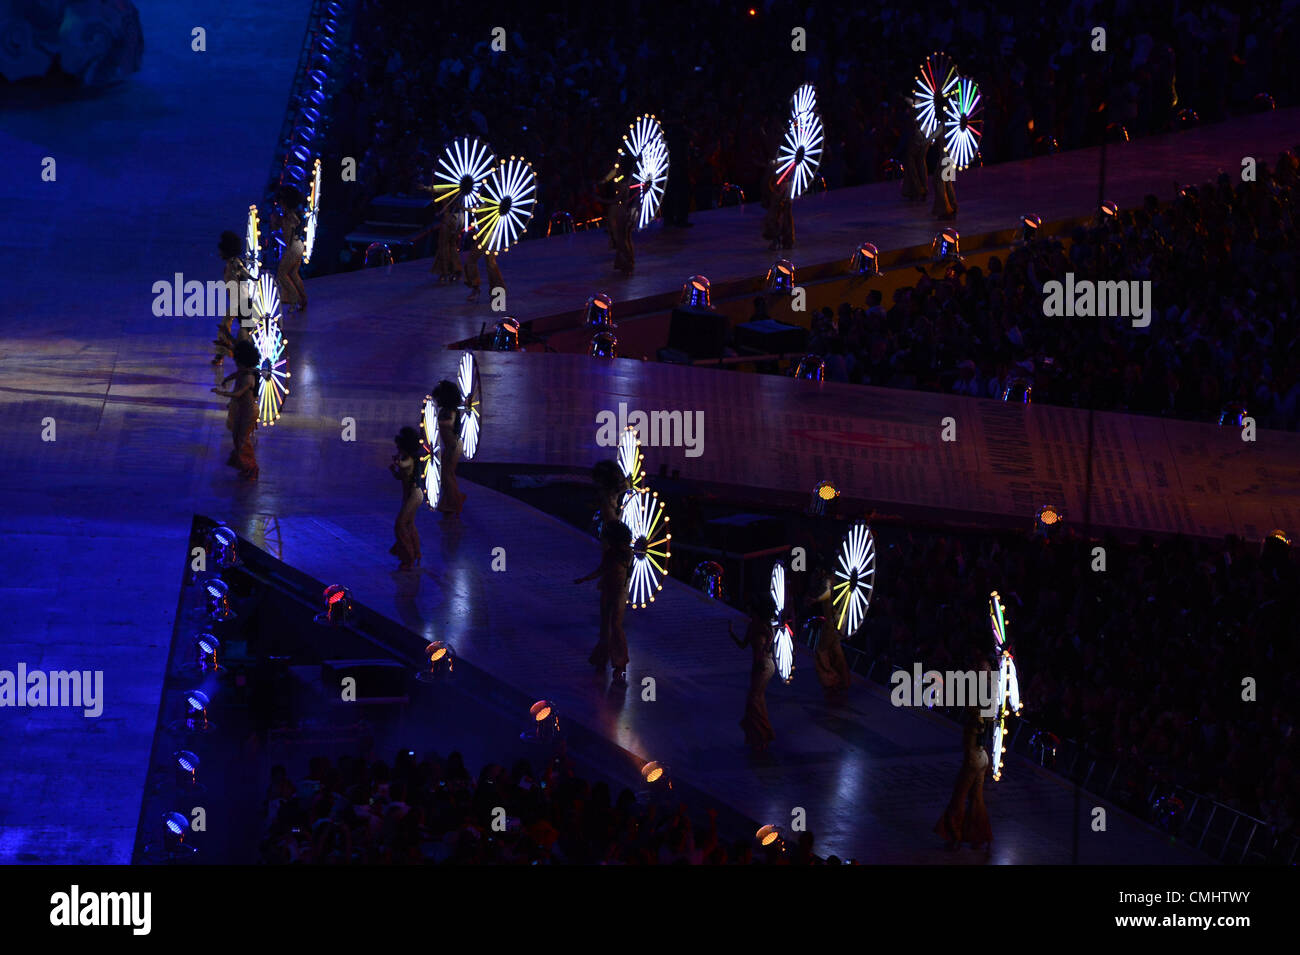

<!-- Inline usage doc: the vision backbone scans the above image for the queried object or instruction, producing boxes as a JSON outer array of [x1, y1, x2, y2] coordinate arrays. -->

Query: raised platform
[[2, 18, 1296, 863]]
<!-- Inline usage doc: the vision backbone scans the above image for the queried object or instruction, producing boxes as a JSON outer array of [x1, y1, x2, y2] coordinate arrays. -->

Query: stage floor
[[1, 2, 1293, 861]]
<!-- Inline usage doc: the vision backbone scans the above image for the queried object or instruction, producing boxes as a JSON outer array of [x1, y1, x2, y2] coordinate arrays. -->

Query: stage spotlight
[[931, 228, 960, 263], [680, 275, 711, 309], [1267, 529, 1291, 547], [691, 561, 727, 600], [585, 293, 615, 328], [415, 641, 455, 683], [315, 584, 353, 626], [1175, 108, 1200, 128], [523, 700, 561, 742], [1218, 402, 1247, 427], [880, 158, 904, 180], [174, 750, 203, 790], [719, 183, 745, 207], [809, 479, 839, 516], [163, 811, 194, 848], [1150, 793, 1187, 835], [203, 578, 235, 622], [765, 258, 794, 293], [299, 107, 321, 127], [792, 354, 825, 381], [1105, 122, 1130, 142], [1002, 378, 1032, 404], [1253, 92, 1276, 112], [756, 824, 782, 848], [1099, 199, 1118, 221], [1035, 504, 1062, 535], [850, 242, 879, 276], [589, 330, 618, 359], [182, 689, 214, 733], [192, 633, 221, 673], [1018, 214, 1041, 244], [1028, 730, 1059, 768], [492, 318, 521, 351], [207, 524, 239, 568], [640, 760, 673, 793], [363, 242, 394, 270], [547, 211, 574, 235]]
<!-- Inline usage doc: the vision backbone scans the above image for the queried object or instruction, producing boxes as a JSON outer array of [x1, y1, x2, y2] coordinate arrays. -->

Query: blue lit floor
[[1, 2, 1289, 863]]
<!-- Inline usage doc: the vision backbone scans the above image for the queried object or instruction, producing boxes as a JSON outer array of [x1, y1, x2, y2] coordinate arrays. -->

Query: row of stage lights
[[277, 2, 345, 197], [481, 204, 1119, 361]]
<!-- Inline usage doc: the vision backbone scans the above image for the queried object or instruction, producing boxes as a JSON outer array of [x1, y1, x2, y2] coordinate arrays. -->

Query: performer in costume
[[389, 426, 424, 570], [213, 230, 252, 383], [929, 140, 958, 220], [212, 338, 260, 481], [431, 379, 466, 516], [460, 225, 506, 304], [808, 560, 851, 699], [592, 459, 627, 537], [934, 708, 993, 852], [601, 170, 636, 276], [273, 186, 308, 310], [761, 161, 794, 250], [432, 208, 463, 285], [729, 596, 776, 752], [574, 520, 633, 688]]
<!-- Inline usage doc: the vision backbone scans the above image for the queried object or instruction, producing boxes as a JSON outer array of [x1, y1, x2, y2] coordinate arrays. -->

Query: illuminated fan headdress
[[617, 114, 669, 230], [248, 275, 289, 426], [473, 156, 538, 253], [620, 487, 671, 609], [303, 158, 322, 265], [913, 52, 958, 140], [244, 204, 262, 281], [943, 75, 983, 171], [775, 88, 824, 199], [770, 561, 795, 683], [419, 393, 443, 511], [832, 521, 876, 635], [988, 590, 1023, 782], [457, 351, 482, 460], [432, 137, 497, 213], [617, 426, 644, 491]]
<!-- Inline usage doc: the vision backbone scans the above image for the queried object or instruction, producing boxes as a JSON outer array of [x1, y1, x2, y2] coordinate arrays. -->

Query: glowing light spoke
[[433, 137, 496, 211], [620, 488, 671, 609], [913, 52, 958, 139], [770, 561, 794, 683], [474, 156, 537, 253], [832, 522, 875, 635], [617, 114, 669, 229], [456, 351, 482, 460], [250, 301, 289, 428], [791, 83, 817, 124], [617, 426, 644, 489], [943, 75, 983, 171], [988, 590, 1024, 781], [419, 395, 443, 511], [775, 106, 823, 200], [244, 204, 261, 281], [303, 158, 322, 265]]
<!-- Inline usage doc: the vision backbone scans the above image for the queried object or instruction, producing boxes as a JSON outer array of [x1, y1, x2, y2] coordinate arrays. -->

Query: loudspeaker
[[733, 318, 808, 355], [667, 306, 728, 360], [321, 659, 409, 701]]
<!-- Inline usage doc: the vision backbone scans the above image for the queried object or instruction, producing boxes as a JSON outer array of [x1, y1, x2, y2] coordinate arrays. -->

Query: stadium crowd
[[334, 0, 1299, 232], [797, 156, 1300, 430], [260, 749, 828, 864]]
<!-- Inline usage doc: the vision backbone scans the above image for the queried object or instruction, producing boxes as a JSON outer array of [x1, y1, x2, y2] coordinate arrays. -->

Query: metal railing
[[801, 632, 1298, 864]]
